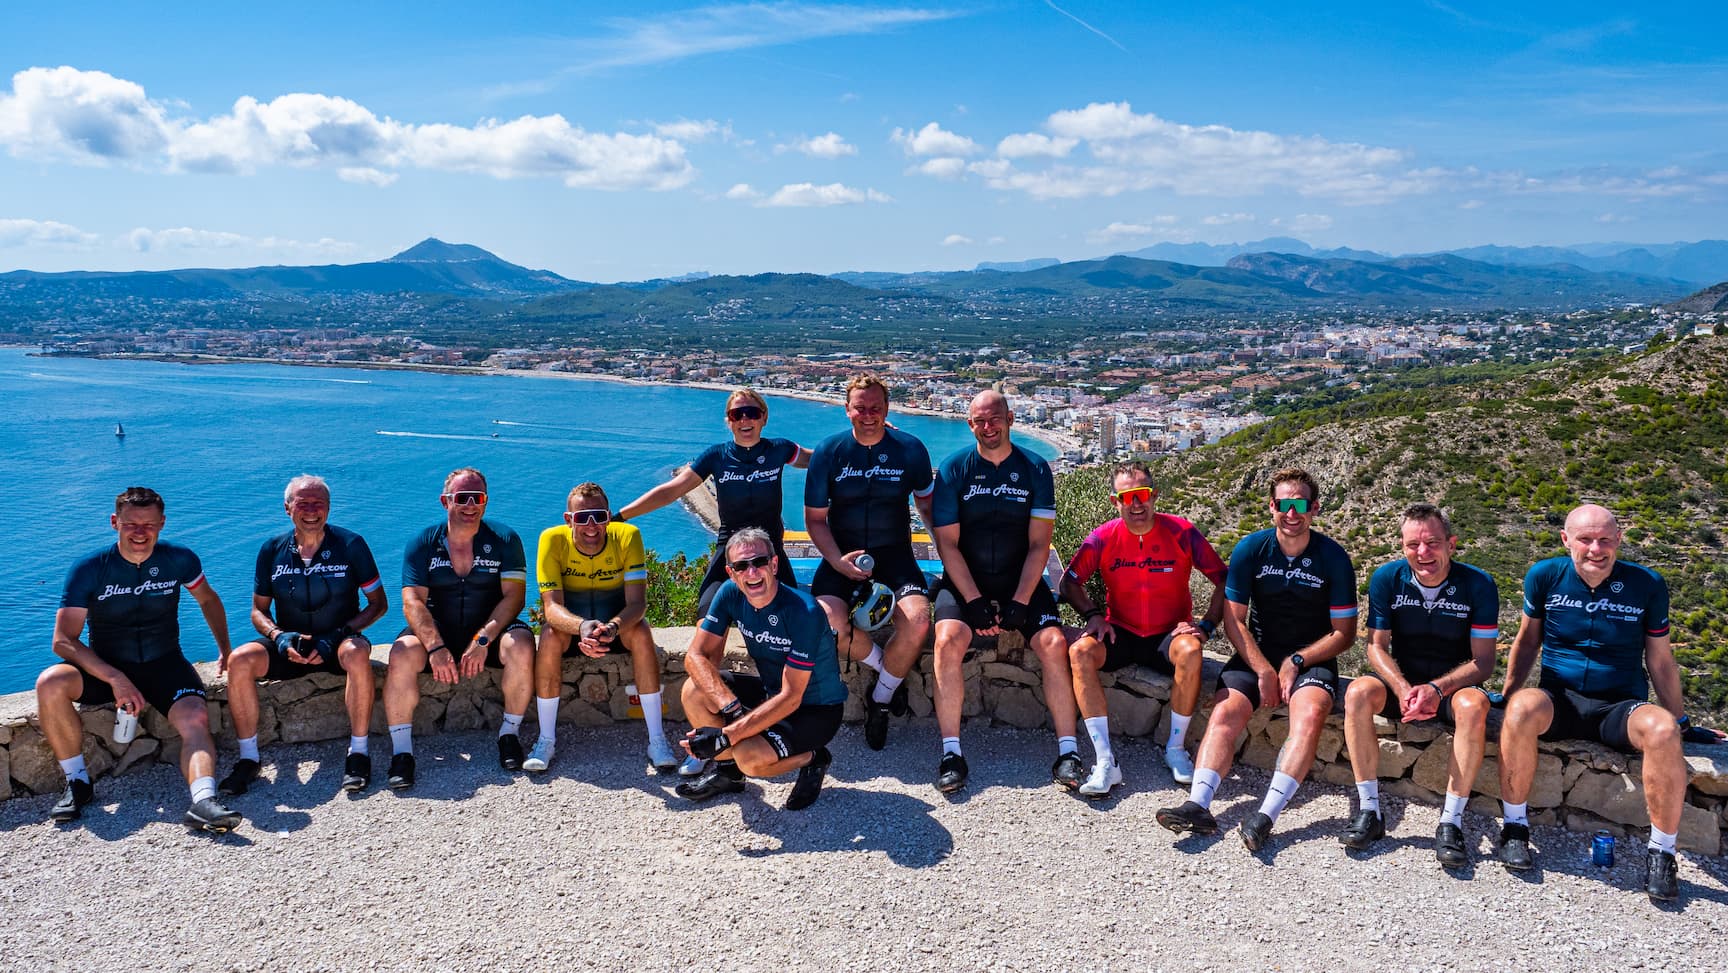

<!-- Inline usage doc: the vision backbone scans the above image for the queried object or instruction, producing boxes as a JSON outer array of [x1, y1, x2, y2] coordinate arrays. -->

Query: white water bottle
[[114, 706, 139, 744], [856, 553, 875, 574]]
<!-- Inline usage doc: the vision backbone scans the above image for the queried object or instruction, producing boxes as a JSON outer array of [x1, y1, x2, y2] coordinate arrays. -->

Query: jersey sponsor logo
[[960, 482, 1030, 503], [560, 564, 619, 582], [716, 468, 784, 485], [1545, 592, 1642, 616], [756, 455, 767, 465], [1610, 581, 1624, 594], [430, 555, 505, 574], [98, 578, 180, 600], [1010, 472, 1020, 482], [1108, 555, 1176, 573], [1391, 592, 1473, 615], [767, 614, 779, 626], [737, 622, 794, 651], [835, 463, 908, 483], [271, 561, 353, 582], [148, 566, 159, 577], [1255, 563, 1324, 588]]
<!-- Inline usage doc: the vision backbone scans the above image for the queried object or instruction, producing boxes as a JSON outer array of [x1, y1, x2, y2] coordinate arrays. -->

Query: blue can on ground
[[1592, 830, 1616, 867]]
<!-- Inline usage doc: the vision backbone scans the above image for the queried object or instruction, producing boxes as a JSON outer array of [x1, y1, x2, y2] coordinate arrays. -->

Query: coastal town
[[30, 297, 1707, 467]]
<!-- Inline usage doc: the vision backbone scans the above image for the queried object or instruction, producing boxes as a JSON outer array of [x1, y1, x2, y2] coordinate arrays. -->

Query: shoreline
[[38, 349, 1082, 461]]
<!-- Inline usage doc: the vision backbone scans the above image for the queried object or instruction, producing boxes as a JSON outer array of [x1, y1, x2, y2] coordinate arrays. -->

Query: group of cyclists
[[38, 374, 1716, 903]]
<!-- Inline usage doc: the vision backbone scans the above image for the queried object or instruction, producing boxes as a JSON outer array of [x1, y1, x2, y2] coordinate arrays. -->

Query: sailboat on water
[[114, 423, 125, 439]]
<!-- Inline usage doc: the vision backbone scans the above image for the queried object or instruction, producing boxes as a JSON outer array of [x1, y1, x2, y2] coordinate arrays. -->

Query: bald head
[[966, 389, 1012, 454], [1561, 503, 1622, 583], [1564, 503, 1620, 535]]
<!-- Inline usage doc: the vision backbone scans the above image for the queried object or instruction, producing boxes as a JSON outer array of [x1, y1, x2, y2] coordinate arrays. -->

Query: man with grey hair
[[1497, 503, 1718, 901], [218, 475, 388, 796]]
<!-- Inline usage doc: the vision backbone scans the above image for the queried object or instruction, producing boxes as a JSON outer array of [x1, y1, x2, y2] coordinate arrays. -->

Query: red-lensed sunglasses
[[1112, 487, 1155, 506]]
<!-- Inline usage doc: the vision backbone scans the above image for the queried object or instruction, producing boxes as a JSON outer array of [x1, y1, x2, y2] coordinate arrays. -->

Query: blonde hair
[[727, 388, 768, 415], [845, 373, 890, 404], [566, 482, 608, 509]]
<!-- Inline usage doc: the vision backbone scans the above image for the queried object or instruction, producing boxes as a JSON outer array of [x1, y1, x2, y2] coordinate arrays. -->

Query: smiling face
[[1400, 515, 1456, 587], [1270, 480, 1316, 541], [111, 503, 164, 563], [1111, 469, 1157, 533], [440, 470, 488, 530], [845, 384, 888, 441], [724, 535, 778, 605], [285, 482, 331, 535], [566, 496, 610, 552], [726, 393, 767, 446], [1562, 504, 1621, 586], [967, 391, 1011, 453]]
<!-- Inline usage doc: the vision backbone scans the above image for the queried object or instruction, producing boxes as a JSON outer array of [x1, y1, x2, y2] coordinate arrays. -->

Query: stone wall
[[4, 629, 1727, 855]]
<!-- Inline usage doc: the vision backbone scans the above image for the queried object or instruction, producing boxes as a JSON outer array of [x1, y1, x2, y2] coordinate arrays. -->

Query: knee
[[229, 642, 268, 678], [1211, 693, 1251, 729], [1451, 690, 1488, 726], [932, 625, 969, 665], [36, 664, 79, 700], [1032, 631, 1070, 668], [386, 639, 424, 672], [1503, 689, 1549, 730], [339, 641, 374, 675], [1343, 678, 1382, 717], [1069, 637, 1103, 672], [1636, 710, 1681, 752], [169, 698, 211, 735], [537, 628, 569, 656], [1166, 635, 1202, 671]]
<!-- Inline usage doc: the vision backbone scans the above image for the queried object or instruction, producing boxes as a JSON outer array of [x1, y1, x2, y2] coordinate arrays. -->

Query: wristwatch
[[1289, 653, 1305, 672]]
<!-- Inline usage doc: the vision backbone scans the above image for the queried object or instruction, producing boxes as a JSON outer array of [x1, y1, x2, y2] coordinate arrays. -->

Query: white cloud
[[1086, 216, 1180, 244], [652, 118, 732, 142], [1459, 199, 1485, 210], [762, 182, 891, 207], [986, 235, 1006, 245], [576, 5, 961, 72], [915, 157, 967, 179], [125, 226, 358, 256], [0, 66, 695, 191], [1270, 213, 1333, 233], [981, 101, 1433, 204], [1596, 212, 1635, 224], [941, 234, 973, 246], [779, 132, 856, 158], [0, 217, 101, 248], [996, 132, 1076, 159], [891, 121, 979, 157], [1203, 212, 1254, 225], [724, 182, 761, 200], [339, 166, 397, 187]]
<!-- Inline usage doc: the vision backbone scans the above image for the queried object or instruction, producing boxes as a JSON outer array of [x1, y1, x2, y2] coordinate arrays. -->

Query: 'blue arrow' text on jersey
[[60, 541, 207, 665], [1224, 528, 1358, 658], [804, 427, 934, 554], [701, 581, 847, 706], [1523, 555, 1669, 700], [254, 525, 383, 636], [690, 437, 801, 541], [402, 520, 527, 637], [930, 443, 1056, 581], [1367, 559, 1500, 682]]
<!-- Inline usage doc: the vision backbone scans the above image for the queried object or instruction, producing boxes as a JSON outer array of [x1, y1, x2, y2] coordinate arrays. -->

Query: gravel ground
[[1, 720, 1724, 972]]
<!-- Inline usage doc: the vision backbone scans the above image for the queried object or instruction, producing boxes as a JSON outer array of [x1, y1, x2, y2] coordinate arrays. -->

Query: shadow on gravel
[[735, 789, 954, 868]]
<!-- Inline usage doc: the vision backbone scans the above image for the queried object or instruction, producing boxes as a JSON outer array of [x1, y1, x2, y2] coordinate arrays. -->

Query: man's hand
[[962, 597, 997, 632], [459, 638, 489, 679], [1260, 666, 1285, 711], [1081, 613, 1115, 645], [577, 619, 615, 658], [275, 630, 317, 665], [428, 646, 459, 685], [1401, 683, 1441, 723], [109, 673, 146, 716], [998, 600, 1030, 631], [836, 550, 871, 582], [686, 726, 731, 759]]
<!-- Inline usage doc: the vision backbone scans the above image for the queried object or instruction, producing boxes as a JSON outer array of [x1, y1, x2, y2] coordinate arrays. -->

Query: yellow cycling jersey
[[536, 522, 647, 593]]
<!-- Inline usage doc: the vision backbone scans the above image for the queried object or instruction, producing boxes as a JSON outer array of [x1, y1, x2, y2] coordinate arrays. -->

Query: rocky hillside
[[1054, 334, 1728, 717]]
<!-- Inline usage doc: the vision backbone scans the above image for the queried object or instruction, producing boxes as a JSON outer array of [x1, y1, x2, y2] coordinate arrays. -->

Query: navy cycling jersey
[[690, 437, 801, 540], [1223, 528, 1358, 659], [402, 520, 527, 637], [701, 581, 847, 707], [804, 427, 934, 554], [1523, 555, 1669, 700], [1367, 559, 1500, 681], [60, 541, 207, 665], [254, 525, 383, 636], [930, 443, 1056, 580]]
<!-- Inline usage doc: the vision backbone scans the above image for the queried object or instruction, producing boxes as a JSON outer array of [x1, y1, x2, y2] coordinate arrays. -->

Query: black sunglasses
[[727, 405, 765, 421], [727, 554, 774, 573]]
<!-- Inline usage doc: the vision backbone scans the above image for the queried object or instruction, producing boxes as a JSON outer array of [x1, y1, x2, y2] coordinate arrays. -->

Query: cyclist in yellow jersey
[[524, 482, 671, 773]]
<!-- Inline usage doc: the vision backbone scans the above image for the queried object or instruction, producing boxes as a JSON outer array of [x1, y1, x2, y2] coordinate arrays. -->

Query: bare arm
[[1364, 627, 1411, 698], [188, 579, 231, 666], [613, 582, 647, 630], [790, 445, 812, 469], [1645, 634, 1684, 718], [932, 522, 982, 603], [401, 585, 443, 649], [727, 667, 809, 741], [619, 467, 703, 522], [680, 627, 731, 705], [1012, 518, 1054, 605], [1222, 599, 1271, 673], [250, 593, 279, 639], [346, 584, 389, 635], [1503, 613, 1542, 694], [805, 506, 865, 580]]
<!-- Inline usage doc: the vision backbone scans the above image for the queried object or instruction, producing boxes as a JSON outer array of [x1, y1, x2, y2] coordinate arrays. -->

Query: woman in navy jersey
[[618, 388, 811, 617]]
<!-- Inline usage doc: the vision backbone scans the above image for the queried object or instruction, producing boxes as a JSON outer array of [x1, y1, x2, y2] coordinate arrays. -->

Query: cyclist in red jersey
[[1061, 462, 1226, 797]]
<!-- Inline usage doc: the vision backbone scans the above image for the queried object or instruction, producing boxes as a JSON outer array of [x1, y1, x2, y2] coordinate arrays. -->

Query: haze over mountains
[[2, 236, 1723, 319]]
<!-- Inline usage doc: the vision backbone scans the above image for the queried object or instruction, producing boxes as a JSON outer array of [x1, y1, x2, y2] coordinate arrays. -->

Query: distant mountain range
[[0, 237, 1718, 323], [1091, 237, 1728, 286]]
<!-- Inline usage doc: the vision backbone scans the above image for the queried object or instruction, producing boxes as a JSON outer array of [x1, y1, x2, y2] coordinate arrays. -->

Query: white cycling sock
[[190, 776, 217, 803], [1502, 800, 1528, 826], [859, 645, 886, 673], [59, 755, 89, 783], [536, 696, 560, 743], [1441, 792, 1467, 827], [389, 723, 413, 755], [499, 713, 524, 738], [1649, 826, 1678, 854], [942, 737, 962, 757], [872, 671, 903, 704], [1167, 711, 1193, 752], [1260, 771, 1300, 823], [640, 691, 666, 743], [237, 736, 260, 762], [1355, 779, 1380, 813], [349, 735, 369, 756], [1084, 716, 1114, 764], [1189, 768, 1221, 809], [1057, 735, 1078, 756]]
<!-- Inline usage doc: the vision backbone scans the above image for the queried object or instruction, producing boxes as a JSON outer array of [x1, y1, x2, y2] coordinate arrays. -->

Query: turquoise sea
[[2, 348, 1053, 695]]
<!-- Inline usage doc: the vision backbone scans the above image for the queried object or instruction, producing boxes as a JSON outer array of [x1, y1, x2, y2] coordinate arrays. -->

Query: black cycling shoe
[[784, 747, 831, 811], [1051, 752, 1085, 790], [184, 796, 243, 833], [1645, 848, 1679, 902], [888, 680, 911, 717], [1340, 808, 1385, 850], [1155, 800, 1218, 836], [1434, 822, 1469, 868], [498, 733, 524, 771], [936, 752, 969, 794], [676, 763, 746, 801], [49, 779, 94, 823], [863, 673, 891, 751], [1240, 811, 1274, 852], [1497, 822, 1534, 871], [386, 753, 416, 791], [217, 758, 260, 797], [342, 752, 372, 792]]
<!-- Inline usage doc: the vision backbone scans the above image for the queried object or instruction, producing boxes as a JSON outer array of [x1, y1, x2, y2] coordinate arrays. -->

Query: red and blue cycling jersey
[[1064, 514, 1226, 638]]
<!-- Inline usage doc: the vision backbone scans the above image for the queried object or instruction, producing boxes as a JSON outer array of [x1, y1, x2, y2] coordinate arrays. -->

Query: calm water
[[1, 348, 1052, 694]]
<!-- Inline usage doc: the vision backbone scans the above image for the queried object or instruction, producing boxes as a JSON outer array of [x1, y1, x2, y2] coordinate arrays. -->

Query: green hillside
[[1054, 333, 1728, 719]]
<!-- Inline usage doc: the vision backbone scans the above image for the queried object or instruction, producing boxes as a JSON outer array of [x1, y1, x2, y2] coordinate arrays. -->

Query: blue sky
[[2, 2, 1725, 280]]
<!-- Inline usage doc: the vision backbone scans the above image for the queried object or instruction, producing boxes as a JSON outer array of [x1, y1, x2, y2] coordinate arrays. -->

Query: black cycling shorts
[[931, 576, 1062, 639], [1353, 673, 1489, 725], [1538, 680, 1648, 752], [401, 619, 532, 670], [1087, 628, 1182, 675], [75, 652, 207, 716], [245, 630, 369, 680], [811, 547, 929, 603], [721, 670, 843, 760], [1218, 654, 1338, 709]]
